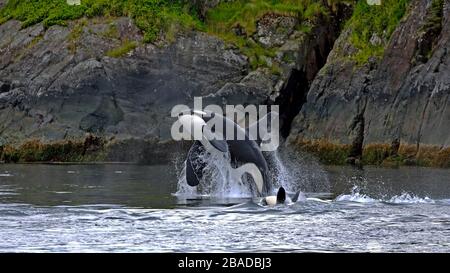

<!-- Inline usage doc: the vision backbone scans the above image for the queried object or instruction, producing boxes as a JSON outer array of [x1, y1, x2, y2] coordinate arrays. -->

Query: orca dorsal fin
[[276, 187, 286, 203]]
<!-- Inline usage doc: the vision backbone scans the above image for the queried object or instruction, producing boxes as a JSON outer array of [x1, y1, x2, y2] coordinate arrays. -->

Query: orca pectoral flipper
[[186, 141, 207, 187]]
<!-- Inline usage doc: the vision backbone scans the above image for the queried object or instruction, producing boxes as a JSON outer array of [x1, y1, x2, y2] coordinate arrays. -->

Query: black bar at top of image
[[0, 253, 448, 272]]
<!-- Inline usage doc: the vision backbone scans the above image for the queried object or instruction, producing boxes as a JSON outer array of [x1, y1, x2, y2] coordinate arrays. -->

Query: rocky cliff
[[288, 0, 449, 167], [0, 0, 448, 167], [0, 17, 250, 162]]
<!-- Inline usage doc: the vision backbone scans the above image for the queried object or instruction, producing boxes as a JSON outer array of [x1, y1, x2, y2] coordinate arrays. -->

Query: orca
[[261, 187, 303, 206], [177, 109, 275, 196]]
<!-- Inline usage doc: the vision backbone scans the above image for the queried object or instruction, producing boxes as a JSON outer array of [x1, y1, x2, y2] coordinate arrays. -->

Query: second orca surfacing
[[261, 186, 303, 206]]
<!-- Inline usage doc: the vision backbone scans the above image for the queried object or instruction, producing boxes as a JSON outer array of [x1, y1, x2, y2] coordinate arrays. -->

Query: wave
[[387, 193, 435, 204], [335, 192, 378, 203], [335, 186, 436, 204]]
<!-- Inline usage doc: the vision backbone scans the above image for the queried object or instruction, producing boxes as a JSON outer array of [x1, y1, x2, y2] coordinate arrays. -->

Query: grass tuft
[[106, 40, 137, 57]]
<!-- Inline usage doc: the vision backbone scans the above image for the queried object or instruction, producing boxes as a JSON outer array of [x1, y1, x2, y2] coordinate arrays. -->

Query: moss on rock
[[291, 137, 450, 168]]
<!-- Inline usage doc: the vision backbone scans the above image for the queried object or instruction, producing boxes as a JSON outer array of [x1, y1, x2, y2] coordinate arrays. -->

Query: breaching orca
[[177, 109, 276, 196]]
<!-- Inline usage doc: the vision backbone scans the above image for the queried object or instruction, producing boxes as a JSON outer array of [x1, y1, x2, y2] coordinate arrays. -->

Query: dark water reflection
[[327, 166, 450, 200], [0, 164, 179, 208]]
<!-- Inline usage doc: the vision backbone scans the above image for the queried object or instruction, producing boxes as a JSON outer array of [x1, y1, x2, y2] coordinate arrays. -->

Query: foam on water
[[335, 193, 378, 203], [0, 172, 13, 177], [335, 186, 436, 204], [173, 145, 329, 199], [388, 193, 435, 204], [174, 145, 254, 198]]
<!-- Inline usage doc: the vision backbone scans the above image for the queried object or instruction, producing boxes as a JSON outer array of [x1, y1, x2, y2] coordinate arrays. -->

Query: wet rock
[[289, 0, 450, 152], [2, 0, 446, 166], [0, 17, 269, 161]]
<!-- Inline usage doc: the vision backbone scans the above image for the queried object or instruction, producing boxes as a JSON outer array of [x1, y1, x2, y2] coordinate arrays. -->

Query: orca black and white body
[[178, 109, 272, 196], [261, 187, 303, 206]]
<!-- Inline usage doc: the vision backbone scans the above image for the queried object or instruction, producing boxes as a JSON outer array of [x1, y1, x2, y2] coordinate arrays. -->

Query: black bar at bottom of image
[[0, 253, 447, 271]]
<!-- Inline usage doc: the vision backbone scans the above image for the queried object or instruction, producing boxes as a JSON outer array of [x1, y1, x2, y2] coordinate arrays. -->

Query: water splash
[[174, 144, 330, 198], [266, 147, 330, 193], [174, 144, 254, 198], [335, 186, 435, 204], [388, 193, 435, 204], [335, 186, 378, 203]]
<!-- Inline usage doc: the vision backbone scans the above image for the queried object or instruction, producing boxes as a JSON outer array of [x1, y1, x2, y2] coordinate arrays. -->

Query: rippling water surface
[[0, 163, 449, 252]]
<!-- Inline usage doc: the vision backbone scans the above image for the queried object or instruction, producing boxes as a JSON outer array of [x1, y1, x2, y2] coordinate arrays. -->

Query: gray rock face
[[0, 1, 350, 163], [289, 0, 450, 150], [0, 18, 256, 147], [2, 0, 446, 165]]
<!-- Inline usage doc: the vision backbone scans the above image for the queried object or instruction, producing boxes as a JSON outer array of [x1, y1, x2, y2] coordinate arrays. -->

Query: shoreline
[[290, 138, 450, 169], [0, 161, 448, 170], [1, 136, 448, 168]]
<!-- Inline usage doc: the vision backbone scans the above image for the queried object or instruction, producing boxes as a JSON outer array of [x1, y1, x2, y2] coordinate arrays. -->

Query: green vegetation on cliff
[[206, 0, 327, 34], [415, 0, 444, 62], [422, 0, 444, 34], [6, 0, 407, 69], [0, 0, 330, 67], [106, 40, 137, 57], [0, 0, 201, 43], [345, 0, 410, 65], [0, 0, 414, 65], [205, 0, 330, 69]]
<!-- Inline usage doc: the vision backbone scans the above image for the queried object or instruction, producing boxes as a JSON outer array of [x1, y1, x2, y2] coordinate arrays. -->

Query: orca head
[[276, 187, 286, 204]]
